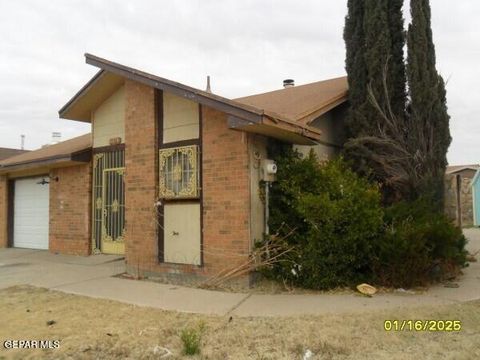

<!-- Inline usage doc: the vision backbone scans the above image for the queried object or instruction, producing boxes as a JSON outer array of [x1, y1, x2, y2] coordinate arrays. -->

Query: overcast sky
[[0, 0, 478, 165]]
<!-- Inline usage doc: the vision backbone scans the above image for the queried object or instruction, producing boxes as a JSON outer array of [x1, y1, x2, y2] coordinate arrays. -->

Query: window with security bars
[[159, 145, 199, 199]]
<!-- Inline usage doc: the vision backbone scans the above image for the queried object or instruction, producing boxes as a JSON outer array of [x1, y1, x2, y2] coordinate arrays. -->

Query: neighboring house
[[445, 164, 480, 227], [0, 147, 29, 161], [0, 54, 348, 281]]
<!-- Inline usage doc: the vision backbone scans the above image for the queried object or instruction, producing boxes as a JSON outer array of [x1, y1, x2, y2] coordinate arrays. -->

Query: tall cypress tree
[[407, 0, 451, 209], [344, 0, 367, 138], [363, 0, 392, 131], [387, 0, 407, 120], [344, 0, 402, 190], [344, 0, 404, 139], [343, 0, 451, 208]]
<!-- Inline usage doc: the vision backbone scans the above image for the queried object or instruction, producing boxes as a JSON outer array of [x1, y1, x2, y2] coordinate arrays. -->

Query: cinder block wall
[[123, 80, 252, 280], [49, 164, 92, 255], [0, 175, 8, 247]]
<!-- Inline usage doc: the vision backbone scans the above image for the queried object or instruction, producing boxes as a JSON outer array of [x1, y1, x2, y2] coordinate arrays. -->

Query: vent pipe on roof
[[206, 75, 212, 93], [283, 79, 295, 88], [51, 132, 61, 145]]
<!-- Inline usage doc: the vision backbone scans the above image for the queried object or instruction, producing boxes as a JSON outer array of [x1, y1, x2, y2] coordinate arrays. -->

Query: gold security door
[[92, 150, 125, 255], [101, 167, 125, 255]]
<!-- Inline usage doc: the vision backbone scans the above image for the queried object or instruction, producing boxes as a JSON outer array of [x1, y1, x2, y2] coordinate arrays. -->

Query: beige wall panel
[[164, 203, 201, 265], [295, 107, 346, 162], [295, 143, 338, 162], [163, 92, 199, 143], [93, 86, 125, 148], [249, 135, 268, 244]]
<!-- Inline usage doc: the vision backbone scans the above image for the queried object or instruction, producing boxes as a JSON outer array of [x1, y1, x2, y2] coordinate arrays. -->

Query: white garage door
[[13, 177, 50, 250]]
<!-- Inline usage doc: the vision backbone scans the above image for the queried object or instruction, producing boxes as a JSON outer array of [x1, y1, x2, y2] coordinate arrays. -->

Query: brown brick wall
[[124, 80, 159, 271], [123, 83, 252, 280], [49, 164, 92, 255], [201, 106, 251, 274], [0, 175, 8, 248]]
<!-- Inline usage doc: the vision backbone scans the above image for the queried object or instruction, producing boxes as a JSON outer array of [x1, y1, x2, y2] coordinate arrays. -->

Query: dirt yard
[[0, 286, 479, 360]]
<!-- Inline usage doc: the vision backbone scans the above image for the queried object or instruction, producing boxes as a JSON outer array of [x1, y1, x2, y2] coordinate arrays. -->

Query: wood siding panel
[[163, 203, 201, 265], [93, 86, 125, 148], [163, 92, 199, 143], [248, 135, 267, 243]]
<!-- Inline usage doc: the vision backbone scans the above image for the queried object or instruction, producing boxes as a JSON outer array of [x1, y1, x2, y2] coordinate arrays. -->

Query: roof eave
[[297, 93, 348, 125], [228, 114, 322, 145], [84, 53, 265, 124], [446, 166, 480, 175], [59, 70, 106, 122], [60, 54, 329, 145], [0, 149, 91, 175]]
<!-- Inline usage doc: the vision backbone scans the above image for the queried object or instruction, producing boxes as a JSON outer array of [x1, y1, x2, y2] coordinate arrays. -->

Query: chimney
[[206, 75, 212, 93], [51, 132, 61, 144], [283, 79, 295, 88], [21, 134, 25, 150]]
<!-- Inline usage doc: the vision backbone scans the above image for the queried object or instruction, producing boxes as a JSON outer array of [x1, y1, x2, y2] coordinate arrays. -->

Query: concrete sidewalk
[[1, 228, 479, 317]]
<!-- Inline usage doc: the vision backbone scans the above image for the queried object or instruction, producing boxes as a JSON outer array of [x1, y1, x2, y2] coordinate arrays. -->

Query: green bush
[[265, 143, 468, 290], [266, 148, 384, 289], [374, 198, 468, 287]]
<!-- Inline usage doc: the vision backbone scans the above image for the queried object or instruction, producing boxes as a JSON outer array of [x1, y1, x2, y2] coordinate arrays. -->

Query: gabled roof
[[446, 164, 480, 175], [235, 77, 348, 125], [0, 134, 91, 174], [0, 147, 29, 161], [58, 70, 124, 122], [59, 54, 330, 145]]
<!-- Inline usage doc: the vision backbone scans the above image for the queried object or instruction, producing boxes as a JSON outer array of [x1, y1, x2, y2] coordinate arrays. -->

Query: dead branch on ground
[[200, 228, 296, 288]]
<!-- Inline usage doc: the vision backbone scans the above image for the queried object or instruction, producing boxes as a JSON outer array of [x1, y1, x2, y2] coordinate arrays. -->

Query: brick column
[[124, 80, 158, 272], [201, 106, 251, 275]]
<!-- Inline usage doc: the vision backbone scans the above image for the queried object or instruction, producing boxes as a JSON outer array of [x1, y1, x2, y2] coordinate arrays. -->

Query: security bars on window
[[159, 145, 199, 199]]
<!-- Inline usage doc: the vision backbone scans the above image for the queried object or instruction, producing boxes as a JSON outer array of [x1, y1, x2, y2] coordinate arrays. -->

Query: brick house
[[0, 54, 348, 281]]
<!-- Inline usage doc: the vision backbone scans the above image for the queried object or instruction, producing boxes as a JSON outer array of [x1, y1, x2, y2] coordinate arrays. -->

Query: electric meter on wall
[[260, 159, 277, 182]]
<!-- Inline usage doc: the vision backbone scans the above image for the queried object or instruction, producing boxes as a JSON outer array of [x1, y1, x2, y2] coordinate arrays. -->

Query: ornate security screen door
[[92, 149, 125, 255], [101, 168, 126, 254]]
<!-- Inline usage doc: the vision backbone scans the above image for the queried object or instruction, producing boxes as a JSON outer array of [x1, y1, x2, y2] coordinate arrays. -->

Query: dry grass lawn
[[0, 285, 479, 359]]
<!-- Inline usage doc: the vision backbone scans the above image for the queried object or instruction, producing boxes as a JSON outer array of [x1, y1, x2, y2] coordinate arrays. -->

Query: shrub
[[266, 148, 384, 289], [374, 198, 468, 287], [180, 322, 205, 356], [265, 143, 468, 290]]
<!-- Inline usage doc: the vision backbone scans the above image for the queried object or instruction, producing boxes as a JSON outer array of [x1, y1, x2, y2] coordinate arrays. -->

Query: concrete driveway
[[0, 249, 125, 290], [0, 228, 479, 317]]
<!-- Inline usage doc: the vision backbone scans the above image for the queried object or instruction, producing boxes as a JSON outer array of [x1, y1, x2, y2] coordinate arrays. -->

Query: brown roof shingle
[[0, 148, 29, 161], [235, 77, 348, 125], [0, 133, 91, 168]]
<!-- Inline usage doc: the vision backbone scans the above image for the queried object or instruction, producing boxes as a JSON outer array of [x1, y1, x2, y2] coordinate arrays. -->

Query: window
[[159, 145, 199, 199]]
